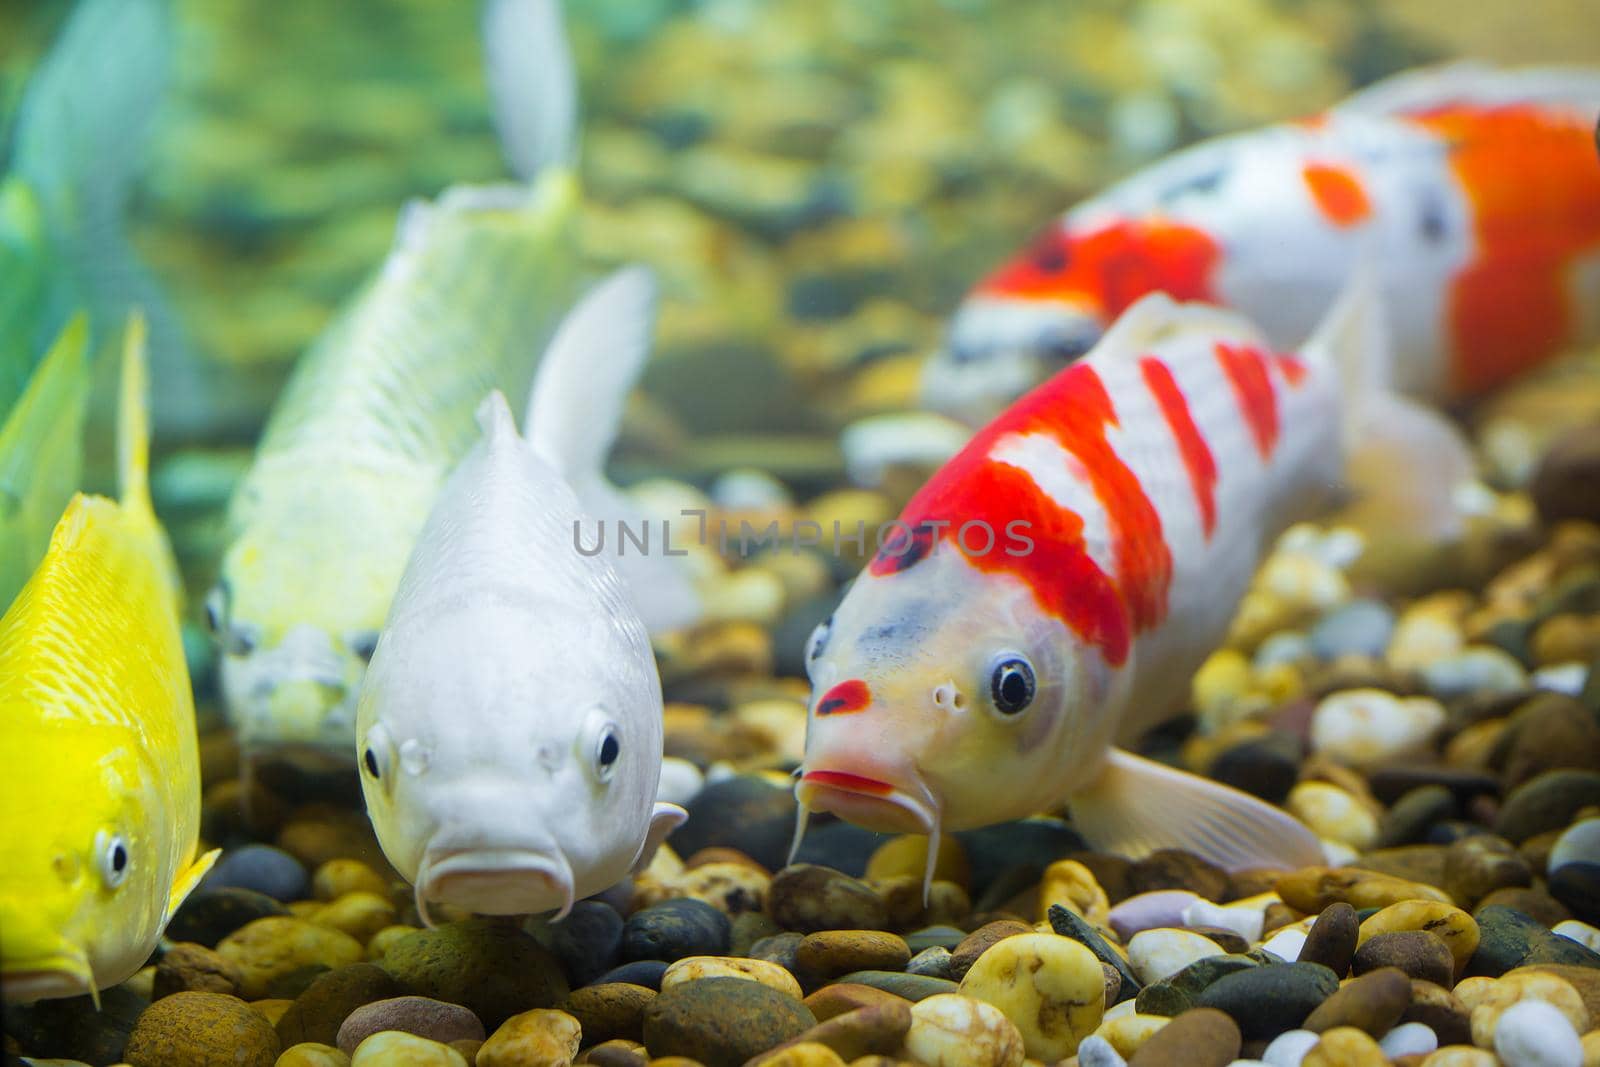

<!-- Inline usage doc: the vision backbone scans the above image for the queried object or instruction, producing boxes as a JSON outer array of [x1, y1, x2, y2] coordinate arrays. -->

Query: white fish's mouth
[[416, 847, 576, 923]]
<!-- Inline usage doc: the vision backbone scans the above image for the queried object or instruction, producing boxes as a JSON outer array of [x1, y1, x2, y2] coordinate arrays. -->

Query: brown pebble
[[1301, 967, 1410, 1036], [1442, 836, 1532, 907], [802, 984, 911, 1023], [1129, 850, 1230, 902], [562, 983, 657, 1045], [1298, 903, 1359, 976], [767, 866, 887, 933], [947, 922, 1030, 982], [582, 1040, 650, 1067], [1351, 931, 1454, 987], [1400, 979, 1471, 1046], [153, 942, 245, 999], [124, 991, 281, 1067], [274, 963, 402, 1048], [1126, 1007, 1240, 1067], [752, 1001, 913, 1064], [1474, 885, 1571, 927], [686, 848, 769, 872], [794, 932, 911, 987], [1276, 867, 1450, 913]]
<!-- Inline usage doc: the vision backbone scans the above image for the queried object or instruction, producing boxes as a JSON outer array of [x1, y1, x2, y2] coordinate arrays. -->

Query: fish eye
[[594, 724, 621, 783], [988, 656, 1036, 717], [361, 724, 394, 784], [203, 586, 226, 635], [806, 615, 834, 667], [348, 630, 380, 662], [95, 830, 129, 889], [1040, 332, 1095, 362]]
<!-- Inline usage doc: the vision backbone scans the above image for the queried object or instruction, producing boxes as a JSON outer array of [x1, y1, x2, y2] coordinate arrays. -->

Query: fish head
[[0, 726, 161, 1002], [798, 543, 1115, 839], [357, 592, 664, 921], [211, 490, 423, 760]]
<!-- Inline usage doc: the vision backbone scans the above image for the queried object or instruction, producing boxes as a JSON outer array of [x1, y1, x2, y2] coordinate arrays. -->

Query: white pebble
[[1260, 927, 1307, 961], [1261, 1029, 1318, 1067], [1533, 662, 1589, 695], [1310, 688, 1445, 766], [1103, 999, 1138, 1021], [1074, 1035, 1126, 1067], [1378, 1021, 1437, 1058], [1182, 899, 1264, 944], [1420, 645, 1528, 700], [1553, 919, 1600, 952], [839, 413, 970, 488], [1320, 839, 1359, 866], [655, 757, 704, 807], [1548, 817, 1600, 875], [1493, 998, 1582, 1067], [1126, 928, 1227, 984], [710, 468, 793, 510], [1254, 631, 1313, 669]]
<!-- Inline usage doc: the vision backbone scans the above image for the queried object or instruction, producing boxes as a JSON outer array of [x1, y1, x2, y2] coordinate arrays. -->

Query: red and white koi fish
[[927, 64, 1600, 425], [796, 278, 1473, 886]]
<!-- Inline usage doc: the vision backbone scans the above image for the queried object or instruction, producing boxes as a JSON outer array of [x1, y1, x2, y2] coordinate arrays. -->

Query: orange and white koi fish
[[796, 278, 1473, 887], [927, 64, 1600, 425]]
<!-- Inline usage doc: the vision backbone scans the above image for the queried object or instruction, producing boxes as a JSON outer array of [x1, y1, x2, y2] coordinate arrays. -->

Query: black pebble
[[547, 900, 626, 987], [621, 898, 732, 962], [594, 959, 671, 990]]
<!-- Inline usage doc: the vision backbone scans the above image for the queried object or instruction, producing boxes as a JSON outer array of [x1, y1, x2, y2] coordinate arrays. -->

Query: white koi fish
[[796, 276, 1474, 889], [356, 267, 688, 923]]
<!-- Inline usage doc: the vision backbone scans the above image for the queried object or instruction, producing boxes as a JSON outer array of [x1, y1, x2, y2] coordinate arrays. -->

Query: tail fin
[[115, 312, 183, 602], [1302, 269, 1479, 559], [0, 314, 90, 607], [523, 266, 702, 634], [482, 0, 578, 181]]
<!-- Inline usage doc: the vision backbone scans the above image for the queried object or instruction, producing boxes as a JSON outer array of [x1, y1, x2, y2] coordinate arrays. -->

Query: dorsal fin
[[475, 389, 521, 445], [117, 312, 153, 517], [1093, 291, 1263, 359], [1338, 61, 1600, 117], [482, 0, 578, 181]]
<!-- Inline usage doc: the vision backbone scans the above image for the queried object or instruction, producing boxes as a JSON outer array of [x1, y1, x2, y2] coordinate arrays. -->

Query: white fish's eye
[[361, 724, 395, 786], [95, 830, 129, 889], [594, 724, 621, 784], [805, 615, 834, 670], [988, 654, 1036, 717]]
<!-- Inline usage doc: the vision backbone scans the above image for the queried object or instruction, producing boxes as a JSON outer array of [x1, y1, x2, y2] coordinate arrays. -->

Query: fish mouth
[[416, 847, 576, 923], [795, 769, 940, 836], [1, 952, 96, 1006]]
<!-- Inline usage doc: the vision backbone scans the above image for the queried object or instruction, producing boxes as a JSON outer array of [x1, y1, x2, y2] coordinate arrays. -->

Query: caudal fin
[[482, 0, 578, 181], [1069, 748, 1326, 870], [523, 266, 702, 634], [115, 312, 183, 604], [0, 315, 90, 607], [1302, 269, 1479, 558]]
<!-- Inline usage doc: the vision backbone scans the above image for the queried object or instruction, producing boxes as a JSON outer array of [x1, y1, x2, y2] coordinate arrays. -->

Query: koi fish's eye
[[594, 724, 622, 783], [94, 830, 129, 889], [1039, 330, 1096, 363], [989, 656, 1036, 717], [805, 614, 834, 668]]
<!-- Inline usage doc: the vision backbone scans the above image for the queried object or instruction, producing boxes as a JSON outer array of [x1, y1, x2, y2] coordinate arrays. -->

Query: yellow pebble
[[276, 1043, 351, 1067], [366, 924, 418, 963], [1451, 976, 1499, 1013], [478, 1008, 582, 1067], [1358, 900, 1479, 976], [957, 933, 1104, 1061], [251, 999, 295, 1026], [350, 1031, 467, 1066], [1304, 1026, 1385, 1067], [1192, 649, 1253, 723], [865, 834, 969, 889], [312, 891, 398, 944], [1037, 860, 1109, 927], [748, 1042, 849, 1067], [661, 955, 804, 999], [1287, 782, 1379, 851], [1419, 1047, 1498, 1066], [1086, 1013, 1168, 1058], [904, 994, 1026, 1067], [1581, 1029, 1600, 1067], [312, 859, 390, 901]]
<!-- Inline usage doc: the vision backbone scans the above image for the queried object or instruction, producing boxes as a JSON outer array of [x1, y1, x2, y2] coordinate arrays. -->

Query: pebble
[[1553, 919, 1600, 952], [1378, 1021, 1439, 1058], [274, 963, 403, 1047], [1261, 1029, 1319, 1066], [545, 900, 625, 987], [1128, 851, 1229, 903], [1287, 783, 1379, 851], [1380, 786, 1457, 849], [348, 1032, 466, 1066], [766, 865, 888, 933], [334, 997, 483, 1057], [311, 892, 397, 945], [1467, 970, 1589, 1047], [801, 983, 911, 1022], [1124, 1007, 1239, 1067], [1109, 892, 1200, 940], [1495, 771, 1600, 843], [749, 931, 804, 972], [561, 983, 655, 1045], [1419, 646, 1529, 700], [622, 899, 733, 962], [864, 834, 969, 888], [1297, 904, 1358, 976], [833, 970, 958, 1002], [275, 1043, 351, 1067], [906, 946, 954, 978], [377, 920, 569, 1030], [1358, 901, 1479, 975], [770, 1000, 912, 1061], [1491, 999, 1583, 1067], [1183, 900, 1266, 945], [311, 859, 389, 902], [1194, 963, 1340, 1040], [1127, 930, 1228, 985], [1403, 980, 1471, 1046], [794, 931, 910, 986], [168, 888, 292, 948], [948, 922, 1031, 982], [1310, 601, 1395, 661], [1301, 1026, 1385, 1066], [642, 977, 816, 1067], [1442, 836, 1531, 907], [1467, 905, 1600, 976], [123, 991, 280, 1067], [902, 994, 1025, 1067], [1275, 868, 1450, 913], [1300, 967, 1410, 1035], [216, 918, 365, 1000], [1046, 905, 1142, 1001], [661, 955, 803, 999], [1351, 931, 1454, 986], [595, 960, 671, 990], [153, 942, 246, 999], [1261, 929, 1309, 962], [1549, 817, 1600, 875], [746, 1042, 847, 1067], [1076, 1035, 1128, 1067], [1040, 859, 1112, 926], [1310, 689, 1445, 767], [476, 1008, 582, 1067], [956, 932, 1105, 1060], [204, 845, 311, 903]]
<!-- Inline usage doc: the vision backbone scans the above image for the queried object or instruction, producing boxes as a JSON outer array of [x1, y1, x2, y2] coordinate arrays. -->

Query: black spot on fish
[[1418, 190, 1449, 244], [871, 523, 935, 574]]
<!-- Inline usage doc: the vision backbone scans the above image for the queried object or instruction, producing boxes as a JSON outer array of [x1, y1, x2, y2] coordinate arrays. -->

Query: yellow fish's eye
[[94, 830, 130, 889]]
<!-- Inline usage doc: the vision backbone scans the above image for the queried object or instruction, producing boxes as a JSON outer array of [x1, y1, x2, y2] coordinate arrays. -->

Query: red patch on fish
[[1411, 104, 1600, 395], [1302, 162, 1372, 227], [1274, 354, 1309, 388], [800, 770, 893, 796], [1215, 341, 1280, 460], [977, 219, 1223, 321], [816, 679, 871, 717], [1140, 356, 1218, 538], [874, 363, 1171, 667]]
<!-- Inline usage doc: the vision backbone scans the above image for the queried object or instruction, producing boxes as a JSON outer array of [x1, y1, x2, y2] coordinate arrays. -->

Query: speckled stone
[[334, 997, 484, 1056], [153, 942, 245, 999], [274, 963, 402, 1048], [794, 931, 910, 986], [561, 983, 656, 1045], [378, 920, 569, 1030], [1124, 1007, 1238, 1067], [641, 976, 816, 1067], [622, 899, 733, 962], [1193, 962, 1340, 1040], [766, 865, 888, 933], [123, 991, 280, 1067]]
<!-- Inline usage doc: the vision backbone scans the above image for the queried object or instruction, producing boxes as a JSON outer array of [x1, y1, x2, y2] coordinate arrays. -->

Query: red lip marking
[[800, 770, 893, 796], [816, 679, 871, 717]]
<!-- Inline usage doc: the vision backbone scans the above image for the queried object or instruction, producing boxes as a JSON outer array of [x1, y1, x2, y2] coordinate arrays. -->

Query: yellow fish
[[0, 315, 217, 1005]]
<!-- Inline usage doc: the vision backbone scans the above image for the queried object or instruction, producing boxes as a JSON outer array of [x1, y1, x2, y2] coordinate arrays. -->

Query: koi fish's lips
[[796, 769, 939, 835], [417, 848, 576, 920]]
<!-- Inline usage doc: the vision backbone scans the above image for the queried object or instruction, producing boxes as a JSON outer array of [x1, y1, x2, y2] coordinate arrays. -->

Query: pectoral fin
[[163, 847, 221, 925], [1068, 748, 1324, 871], [631, 802, 687, 875]]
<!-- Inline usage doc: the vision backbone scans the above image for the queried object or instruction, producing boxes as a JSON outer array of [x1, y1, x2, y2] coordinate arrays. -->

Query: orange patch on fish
[[816, 679, 871, 717], [1302, 162, 1373, 227], [1412, 104, 1600, 395], [1215, 342, 1280, 460]]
